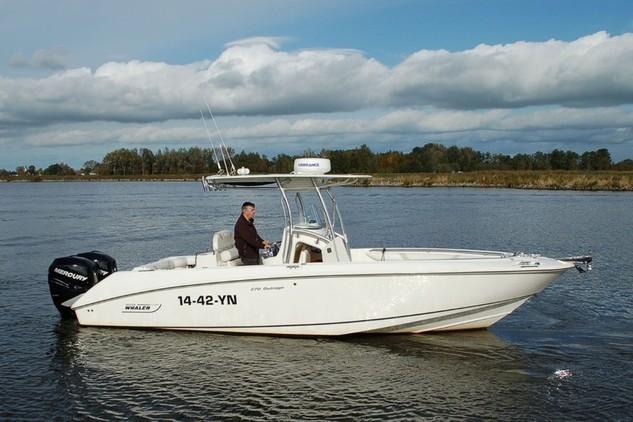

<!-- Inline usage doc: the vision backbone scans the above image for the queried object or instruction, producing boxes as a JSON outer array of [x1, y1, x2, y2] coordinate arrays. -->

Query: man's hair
[[241, 201, 255, 211]]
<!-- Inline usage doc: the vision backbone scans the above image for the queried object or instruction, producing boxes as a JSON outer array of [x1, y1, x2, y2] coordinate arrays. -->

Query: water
[[1, 182, 632, 420]]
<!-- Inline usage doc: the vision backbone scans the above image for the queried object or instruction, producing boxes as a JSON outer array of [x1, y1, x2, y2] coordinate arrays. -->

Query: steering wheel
[[270, 240, 282, 256]]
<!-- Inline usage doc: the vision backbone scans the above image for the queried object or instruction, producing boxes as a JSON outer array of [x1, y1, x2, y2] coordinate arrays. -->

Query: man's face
[[243, 206, 256, 220]]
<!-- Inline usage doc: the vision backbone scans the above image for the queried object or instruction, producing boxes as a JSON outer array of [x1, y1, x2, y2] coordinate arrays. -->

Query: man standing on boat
[[234, 201, 270, 265]]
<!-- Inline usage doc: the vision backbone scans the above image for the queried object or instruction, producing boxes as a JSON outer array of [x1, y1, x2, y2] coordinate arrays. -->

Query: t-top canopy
[[204, 173, 371, 191], [203, 159, 370, 191]]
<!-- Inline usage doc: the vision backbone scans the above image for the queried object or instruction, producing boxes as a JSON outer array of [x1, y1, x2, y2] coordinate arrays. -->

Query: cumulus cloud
[[8, 47, 71, 70], [386, 31, 633, 109], [0, 42, 386, 127], [2, 31, 633, 154]]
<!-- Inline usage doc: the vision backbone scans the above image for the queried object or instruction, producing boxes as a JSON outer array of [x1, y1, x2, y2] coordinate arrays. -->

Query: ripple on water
[[1, 184, 632, 420], [30, 327, 539, 420]]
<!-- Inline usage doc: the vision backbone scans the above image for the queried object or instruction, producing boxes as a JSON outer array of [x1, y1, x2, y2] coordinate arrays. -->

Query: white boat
[[48, 158, 591, 336]]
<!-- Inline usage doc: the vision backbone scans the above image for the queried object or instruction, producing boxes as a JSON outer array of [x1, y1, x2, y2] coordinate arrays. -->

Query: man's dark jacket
[[234, 214, 265, 260]]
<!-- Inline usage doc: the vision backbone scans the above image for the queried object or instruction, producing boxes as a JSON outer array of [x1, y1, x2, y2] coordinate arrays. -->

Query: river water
[[1, 182, 631, 420]]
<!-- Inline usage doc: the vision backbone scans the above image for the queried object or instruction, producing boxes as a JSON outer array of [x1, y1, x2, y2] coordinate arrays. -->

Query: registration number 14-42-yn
[[177, 295, 237, 306]]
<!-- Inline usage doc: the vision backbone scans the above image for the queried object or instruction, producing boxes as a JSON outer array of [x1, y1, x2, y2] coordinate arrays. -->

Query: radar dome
[[293, 158, 331, 175]]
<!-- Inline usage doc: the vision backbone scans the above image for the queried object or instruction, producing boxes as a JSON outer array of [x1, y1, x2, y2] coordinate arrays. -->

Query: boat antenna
[[204, 98, 236, 175], [200, 110, 224, 174]]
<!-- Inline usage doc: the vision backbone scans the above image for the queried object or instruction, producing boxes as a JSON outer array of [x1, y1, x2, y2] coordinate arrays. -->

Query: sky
[[2, 0, 633, 169]]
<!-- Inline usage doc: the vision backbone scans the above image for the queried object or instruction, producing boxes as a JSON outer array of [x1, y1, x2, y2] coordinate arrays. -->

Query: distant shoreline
[[369, 171, 633, 191], [2, 171, 632, 191]]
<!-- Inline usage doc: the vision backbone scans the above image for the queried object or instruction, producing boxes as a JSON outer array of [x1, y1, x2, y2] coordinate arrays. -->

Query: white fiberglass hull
[[71, 255, 573, 336]]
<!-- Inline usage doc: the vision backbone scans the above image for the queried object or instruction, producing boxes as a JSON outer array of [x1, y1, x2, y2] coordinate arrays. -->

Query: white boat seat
[[213, 230, 242, 266], [219, 248, 240, 262], [299, 248, 311, 264], [166, 256, 189, 269], [132, 255, 196, 271]]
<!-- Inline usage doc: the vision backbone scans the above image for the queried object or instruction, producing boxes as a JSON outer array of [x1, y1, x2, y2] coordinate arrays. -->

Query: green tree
[[564, 151, 579, 170], [550, 149, 566, 170], [81, 160, 100, 174], [512, 153, 532, 170], [43, 163, 76, 175], [376, 150, 406, 173], [614, 159, 633, 170], [101, 148, 142, 175], [352, 144, 377, 173], [580, 149, 612, 170], [408, 143, 448, 172], [233, 151, 270, 173], [532, 151, 551, 170], [457, 147, 480, 171], [594, 148, 612, 170], [271, 154, 294, 173], [140, 148, 154, 175]]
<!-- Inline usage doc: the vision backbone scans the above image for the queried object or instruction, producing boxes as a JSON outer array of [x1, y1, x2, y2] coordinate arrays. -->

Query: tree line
[[3, 144, 633, 177]]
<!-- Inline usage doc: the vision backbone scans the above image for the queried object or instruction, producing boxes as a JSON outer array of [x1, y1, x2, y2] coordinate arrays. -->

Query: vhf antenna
[[200, 110, 224, 174], [204, 98, 236, 175]]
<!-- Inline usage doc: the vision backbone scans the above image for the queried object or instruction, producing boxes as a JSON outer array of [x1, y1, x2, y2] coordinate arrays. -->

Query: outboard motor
[[48, 251, 117, 318], [76, 251, 117, 276]]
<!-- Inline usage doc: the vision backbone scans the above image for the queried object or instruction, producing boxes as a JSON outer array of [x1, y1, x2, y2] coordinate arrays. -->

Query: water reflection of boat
[[47, 158, 591, 335], [350, 330, 517, 359], [346, 331, 529, 374], [49, 326, 534, 420]]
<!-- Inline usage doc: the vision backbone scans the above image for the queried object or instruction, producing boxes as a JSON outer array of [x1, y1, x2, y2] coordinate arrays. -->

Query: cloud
[[386, 31, 633, 109], [0, 43, 387, 127], [8, 47, 71, 70], [19, 106, 633, 149], [223, 107, 633, 143], [2, 31, 633, 150], [8, 53, 30, 68], [23, 123, 202, 146], [224, 36, 292, 49]]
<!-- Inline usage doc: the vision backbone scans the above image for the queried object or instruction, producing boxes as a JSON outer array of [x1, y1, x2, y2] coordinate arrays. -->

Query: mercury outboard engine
[[48, 251, 117, 318]]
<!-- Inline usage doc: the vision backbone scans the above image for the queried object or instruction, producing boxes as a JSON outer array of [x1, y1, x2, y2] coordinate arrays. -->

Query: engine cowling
[[48, 251, 117, 317], [76, 251, 117, 278]]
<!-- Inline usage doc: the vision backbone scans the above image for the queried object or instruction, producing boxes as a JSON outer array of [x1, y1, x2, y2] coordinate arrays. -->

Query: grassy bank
[[2, 171, 633, 191], [370, 171, 633, 191]]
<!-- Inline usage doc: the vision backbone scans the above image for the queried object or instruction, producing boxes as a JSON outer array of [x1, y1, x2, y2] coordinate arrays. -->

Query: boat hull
[[72, 260, 570, 336]]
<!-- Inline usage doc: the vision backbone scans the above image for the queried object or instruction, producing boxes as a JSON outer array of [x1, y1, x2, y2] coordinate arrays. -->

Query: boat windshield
[[292, 191, 325, 229], [280, 185, 346, 242], [276, 184, 349, 263]]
